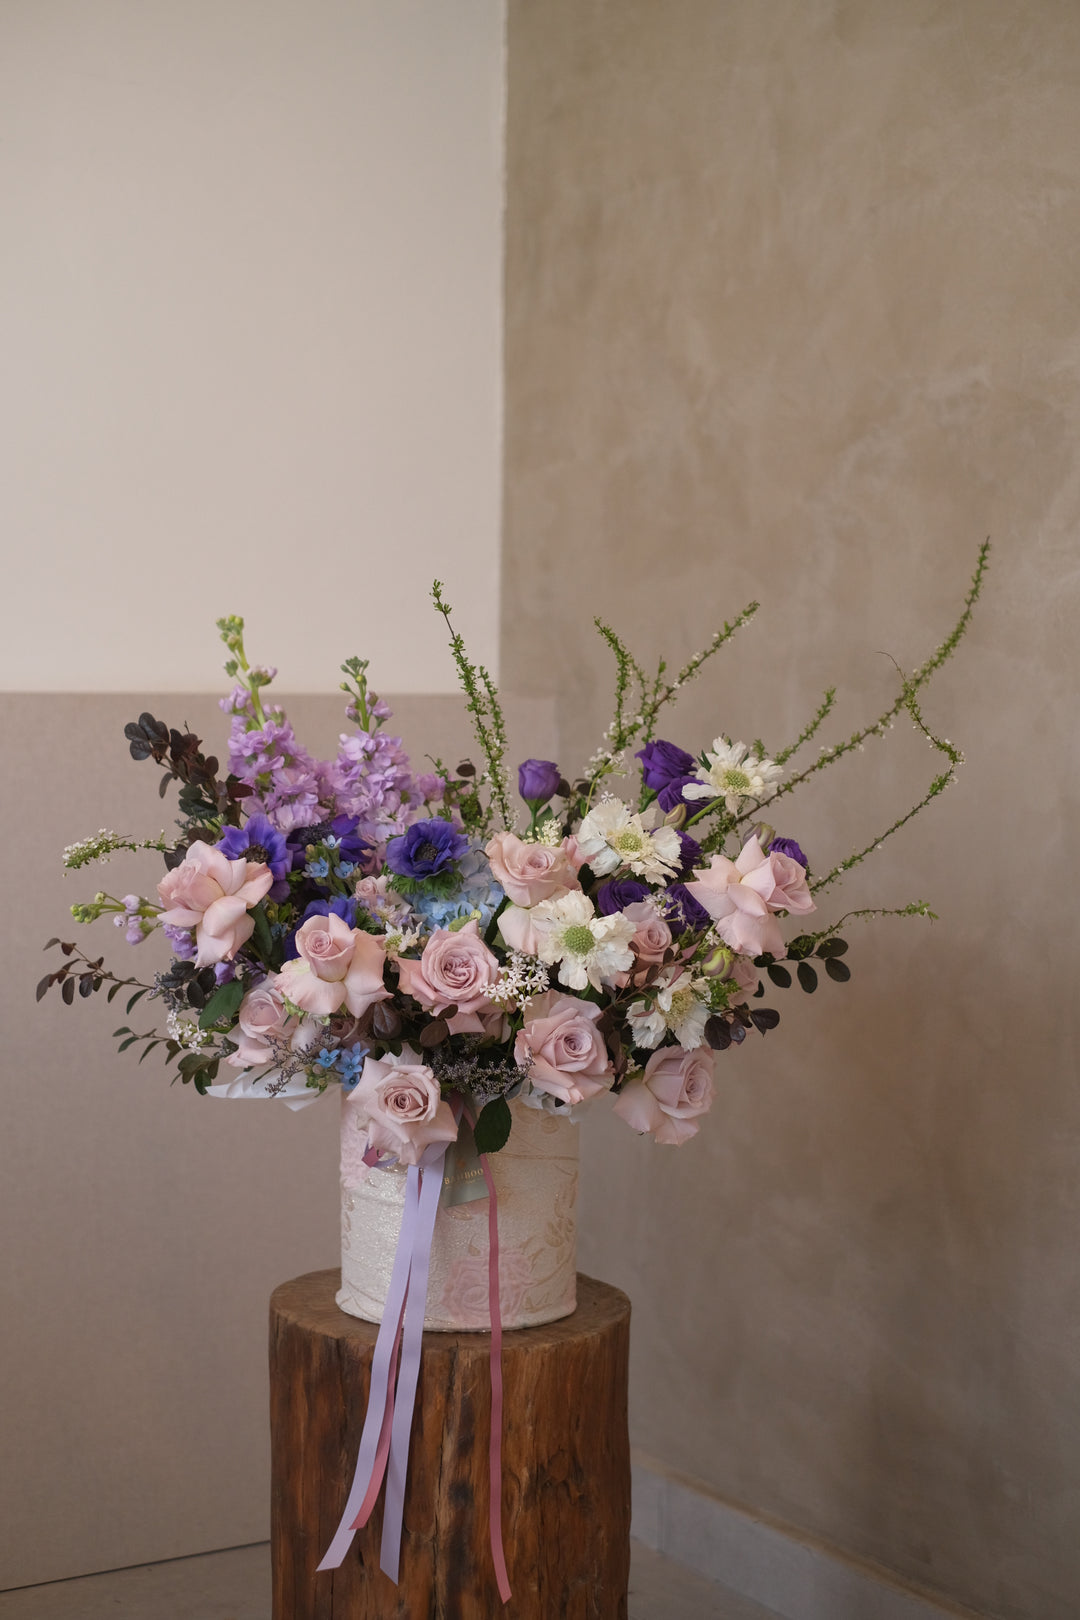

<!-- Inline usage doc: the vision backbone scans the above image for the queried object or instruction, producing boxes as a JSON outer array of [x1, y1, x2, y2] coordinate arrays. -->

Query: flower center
[[667, 988, 695, 1022], [417, 841, 440, 863], [611, 828, 645, 854], [561, 924, 596, 955], [246, 843, 270, 864], [720, 767, 751, 795]]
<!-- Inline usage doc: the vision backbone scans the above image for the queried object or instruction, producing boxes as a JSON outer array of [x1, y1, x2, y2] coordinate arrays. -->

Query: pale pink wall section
[[503, 4, 1080, 1619]]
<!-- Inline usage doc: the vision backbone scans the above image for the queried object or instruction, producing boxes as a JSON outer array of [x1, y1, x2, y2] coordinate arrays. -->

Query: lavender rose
[[612, 1045, 717, 1146], [485, 830, 580, 907], [517, 758, 562, 804], [514, 990, 614, 1106], [395, 918, 502, 1034], [353, 1047, 458, 1166]]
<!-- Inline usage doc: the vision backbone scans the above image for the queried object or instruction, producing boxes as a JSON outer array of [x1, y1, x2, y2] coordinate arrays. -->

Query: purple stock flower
[[518, 759, 562, 804], [662, 884, 711, 933], [162, 922, 197, 961], [319, 725, 423, 844], [595, 877, 650, 915], [216, 814, 291, 900], [769, 836, 809, 870], [385, 818, 468, 880], [222, 701, 322, 833], [637, 739, 696, 791]]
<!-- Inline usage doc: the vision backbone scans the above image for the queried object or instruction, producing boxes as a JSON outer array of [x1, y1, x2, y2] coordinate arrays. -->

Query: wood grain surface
[[270, 1269, 632, 1619]]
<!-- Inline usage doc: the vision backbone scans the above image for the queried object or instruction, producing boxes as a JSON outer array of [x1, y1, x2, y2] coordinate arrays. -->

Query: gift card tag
[[440, 1123, 489, 1207]]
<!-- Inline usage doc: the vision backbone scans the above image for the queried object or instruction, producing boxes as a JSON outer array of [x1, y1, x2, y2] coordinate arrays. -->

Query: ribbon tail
[[316, 1165, 421, 1572], [478, 1148, 512, 1604], [379, 1150, 446, 1584]]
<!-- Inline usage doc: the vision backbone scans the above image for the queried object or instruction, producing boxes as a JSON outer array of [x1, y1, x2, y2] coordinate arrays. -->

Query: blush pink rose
[[684, 835, 813, 959], [225, 982, 320, 1069], [157, 840, 273, 969], [610, 899, 673, 987], [276, 913, 390, 1018], [485, 832, 581, 907], [396, 919, 501, 1034], [513, 989, 613, 1106], [612, 1045, 717, 1146], [353, 1046, 458, 1166]]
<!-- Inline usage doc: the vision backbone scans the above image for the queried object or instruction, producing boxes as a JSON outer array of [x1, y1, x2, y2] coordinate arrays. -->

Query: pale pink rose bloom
[[612, 1045, 717, 1146], [396, 919, 500, 1034], [157, 840, 273, 969], [484, 832, 581, 907], [683, 836, 802, 959], [276, 914, 390, 1018], [514, 989, 613, 1106], [741, 848, 815, 915], [498, 904, 544, 957], [610, 899, 673, 987], [353, 1046, 458, 1166], [225, 983, 320, 1068]]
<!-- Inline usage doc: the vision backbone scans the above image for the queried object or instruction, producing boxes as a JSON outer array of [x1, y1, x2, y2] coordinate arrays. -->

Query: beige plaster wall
[[0, 0, 504, 690], [503, 4, 1080, 1618]]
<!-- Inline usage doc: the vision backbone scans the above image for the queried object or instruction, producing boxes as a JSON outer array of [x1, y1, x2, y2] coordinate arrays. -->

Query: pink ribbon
[[317, 1111, 511, 1604]]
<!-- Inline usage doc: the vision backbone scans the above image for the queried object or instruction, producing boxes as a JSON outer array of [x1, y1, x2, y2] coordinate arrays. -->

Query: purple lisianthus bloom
[[283, 896, 359, 960], [769, 836, 809, 870], [595, 877, 650, 915], [637, 739, 696, 791], [674, 829, 703, 879], [518, 758, 562, 805], [217, 814, 291, 901], [657, 775, 699, 813], [385, 818, 468, 880], [662, 883, 711, 933]]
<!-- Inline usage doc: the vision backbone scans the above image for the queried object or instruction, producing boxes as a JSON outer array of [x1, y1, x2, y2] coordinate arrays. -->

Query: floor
[[0, 1539, 780, 1620]]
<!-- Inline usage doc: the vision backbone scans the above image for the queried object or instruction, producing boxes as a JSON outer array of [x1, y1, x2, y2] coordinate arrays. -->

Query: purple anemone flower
[[216, 814, 291, 901], [385, 818, 468, 880]]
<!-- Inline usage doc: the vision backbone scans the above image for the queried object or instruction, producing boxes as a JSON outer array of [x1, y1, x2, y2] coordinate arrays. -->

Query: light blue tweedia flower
[[337, 1043, 367, 1092], [307, 857, 330, 879]]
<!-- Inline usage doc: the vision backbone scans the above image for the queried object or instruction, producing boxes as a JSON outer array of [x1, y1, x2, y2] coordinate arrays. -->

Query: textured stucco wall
[[503, 4, 1080, 1617]]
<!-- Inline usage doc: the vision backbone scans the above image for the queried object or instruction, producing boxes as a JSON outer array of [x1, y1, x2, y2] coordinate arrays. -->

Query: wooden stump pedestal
[[270, 1269, 632, 1620]]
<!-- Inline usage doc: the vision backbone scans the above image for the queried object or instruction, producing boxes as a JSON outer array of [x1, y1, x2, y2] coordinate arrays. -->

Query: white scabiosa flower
[[575, 798, 682, 881], [683, 738, 783, 814], [529, 890, 636, 992], [627, 969, 711, 1051]]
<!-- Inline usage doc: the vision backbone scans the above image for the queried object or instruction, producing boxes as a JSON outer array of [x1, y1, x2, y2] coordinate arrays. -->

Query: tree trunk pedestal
[[270, 1269, 632, 1620]]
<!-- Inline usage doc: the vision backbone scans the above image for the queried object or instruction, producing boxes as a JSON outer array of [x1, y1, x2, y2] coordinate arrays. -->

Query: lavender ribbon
[[316, 1138, 449, 1575]]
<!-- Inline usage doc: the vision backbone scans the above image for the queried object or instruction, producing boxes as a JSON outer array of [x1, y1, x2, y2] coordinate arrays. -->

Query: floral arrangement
[[41, 549, 988, 1161]]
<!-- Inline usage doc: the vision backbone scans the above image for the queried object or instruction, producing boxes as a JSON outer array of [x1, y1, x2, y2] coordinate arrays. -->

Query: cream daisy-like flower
[[575, 798, 682, 881], [627, 968, 711, 1051], [682, 738, 783, 814], [529, 890, 636, 992]]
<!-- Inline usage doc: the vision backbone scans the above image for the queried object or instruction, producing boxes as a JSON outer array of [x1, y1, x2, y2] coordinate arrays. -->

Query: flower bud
[[663, 803, 688, 829], [748, 822, 775, 851]]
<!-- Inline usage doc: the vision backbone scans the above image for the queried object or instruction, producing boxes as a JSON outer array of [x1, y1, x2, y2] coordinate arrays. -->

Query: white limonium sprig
[[528, 891, 636, 992], [627, 968, 711, 1050], [574, 797, 682, 881], [683, 738, 783, 815]]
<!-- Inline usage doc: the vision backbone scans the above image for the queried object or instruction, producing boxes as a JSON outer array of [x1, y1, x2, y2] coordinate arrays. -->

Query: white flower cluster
[[482, 951, 552, 1009], [166, 1010, 211, 1050]]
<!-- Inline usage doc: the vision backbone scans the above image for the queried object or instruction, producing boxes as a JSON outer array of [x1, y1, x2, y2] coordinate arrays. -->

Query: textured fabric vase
[[338, 1092, 579, 1330]]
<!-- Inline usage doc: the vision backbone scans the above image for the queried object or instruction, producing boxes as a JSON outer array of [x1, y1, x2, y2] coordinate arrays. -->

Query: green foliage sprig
[[431, 581, 512, 831]]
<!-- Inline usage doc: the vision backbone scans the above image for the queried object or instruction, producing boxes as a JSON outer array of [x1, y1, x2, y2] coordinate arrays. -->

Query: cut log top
[[271, 1267, 630, 1349]]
